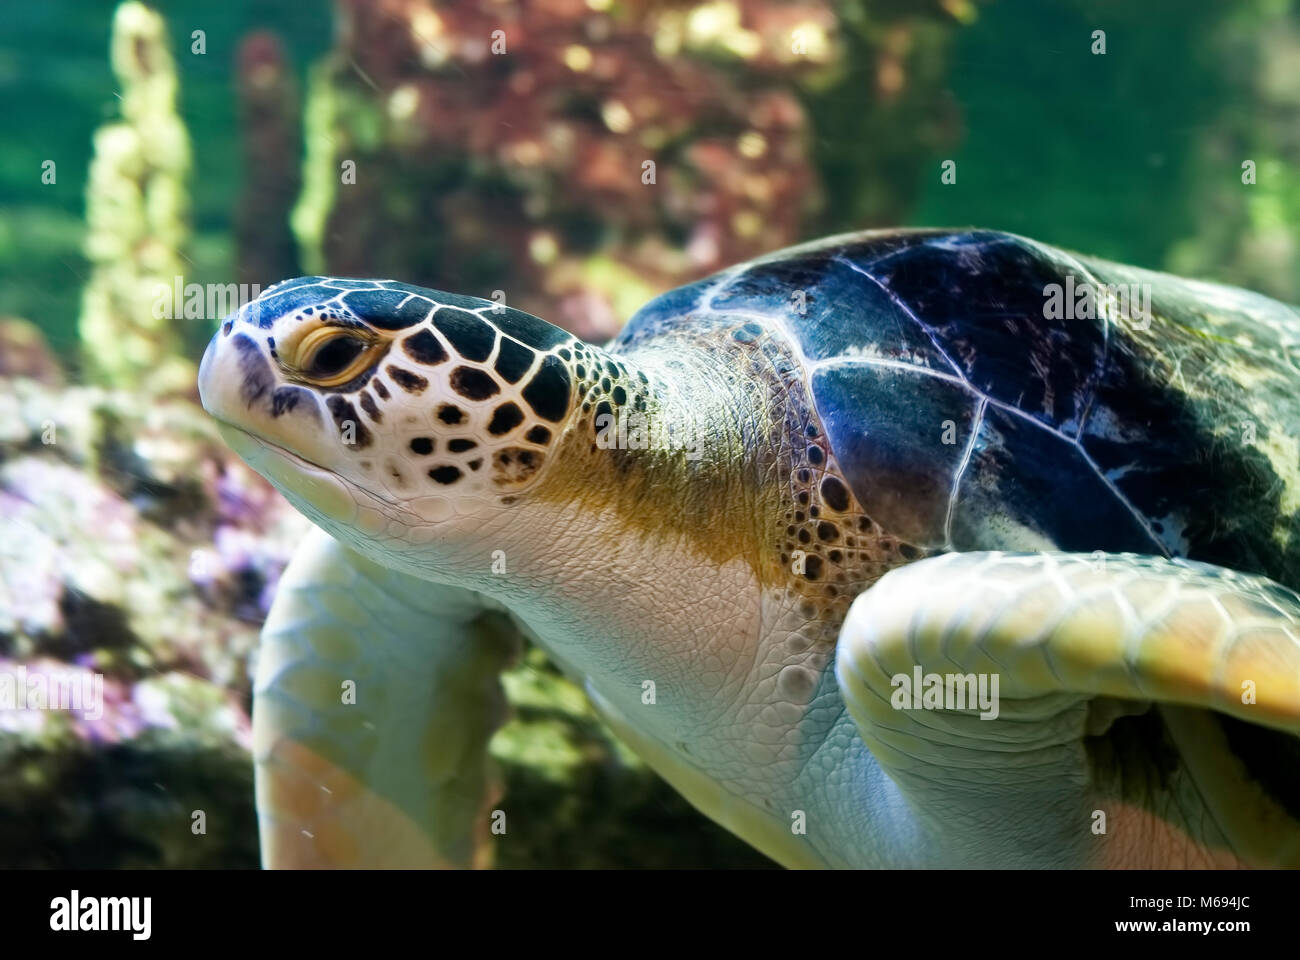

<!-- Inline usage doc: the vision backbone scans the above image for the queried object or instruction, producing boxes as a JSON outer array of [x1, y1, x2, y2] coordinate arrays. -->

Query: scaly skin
[[837, 552, 1300, 867]]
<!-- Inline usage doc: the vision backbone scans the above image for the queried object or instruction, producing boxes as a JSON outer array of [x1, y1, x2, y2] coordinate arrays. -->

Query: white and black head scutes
[[209, 276, 581, 511], [388, 293, 577, 500]]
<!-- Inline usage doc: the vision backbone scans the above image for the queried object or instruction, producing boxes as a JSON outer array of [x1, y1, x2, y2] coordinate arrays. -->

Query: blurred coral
[[0, 318, 64, 387], [0, 328, 297, 865], [291, 0, 839, 339], [77, 1, 194, 395]]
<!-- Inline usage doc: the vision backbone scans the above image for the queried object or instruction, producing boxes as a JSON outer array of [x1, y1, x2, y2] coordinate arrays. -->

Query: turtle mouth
[[212, 421, 418, 522], [214, 421, 331, 474]]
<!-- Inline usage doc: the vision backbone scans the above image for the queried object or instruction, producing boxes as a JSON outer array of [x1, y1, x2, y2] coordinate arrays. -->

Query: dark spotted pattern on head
[[231, 333, 274, 408], [493, 447, 542, 486], [325, 395, 372, 449], [450, 366, 500, 401], [487, 403, 524, 435], [428, 465, 462, 485], [402, 329, 449, 365], [521, 356, 571, 422], [387, 365, 429, 394], [359, 389, 382, 422], [270, 385, 309, 418], [231, 277, 582, 500]]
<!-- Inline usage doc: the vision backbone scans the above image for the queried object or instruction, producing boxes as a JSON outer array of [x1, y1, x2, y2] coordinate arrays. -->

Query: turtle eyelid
[[316, 315, 371, 333]]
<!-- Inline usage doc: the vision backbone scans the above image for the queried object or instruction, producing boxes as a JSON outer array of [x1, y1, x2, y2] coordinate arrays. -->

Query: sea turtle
[[198, 228, 1300, 869]]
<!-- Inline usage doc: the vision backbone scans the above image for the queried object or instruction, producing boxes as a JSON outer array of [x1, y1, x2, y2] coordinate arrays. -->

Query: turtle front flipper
[[835, 551, 1300, 868], [255, 526, 517, 868]]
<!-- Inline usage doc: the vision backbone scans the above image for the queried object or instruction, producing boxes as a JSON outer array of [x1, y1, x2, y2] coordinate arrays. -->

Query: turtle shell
[[617, 229, 1300, 591]]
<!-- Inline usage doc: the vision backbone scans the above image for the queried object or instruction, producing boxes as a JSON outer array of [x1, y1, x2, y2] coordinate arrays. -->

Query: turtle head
[[198, 277, 578, 567]]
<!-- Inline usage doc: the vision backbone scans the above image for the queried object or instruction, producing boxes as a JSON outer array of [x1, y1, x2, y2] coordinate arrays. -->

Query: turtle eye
[[308, 336, 365, 378], [287, 324, 383, 387]]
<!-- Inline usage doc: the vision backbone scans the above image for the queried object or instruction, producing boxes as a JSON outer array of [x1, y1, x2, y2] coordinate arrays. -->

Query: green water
[[0, 0, 1294, 362], [911, 0, 1219, 264]]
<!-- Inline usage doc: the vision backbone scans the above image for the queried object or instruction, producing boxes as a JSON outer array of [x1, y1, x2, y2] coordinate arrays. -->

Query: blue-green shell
[[618, 229, 1300, 592]]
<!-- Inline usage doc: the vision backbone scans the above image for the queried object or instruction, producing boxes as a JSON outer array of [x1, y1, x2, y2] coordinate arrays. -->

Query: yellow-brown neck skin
[[467, 319, 907, 759]]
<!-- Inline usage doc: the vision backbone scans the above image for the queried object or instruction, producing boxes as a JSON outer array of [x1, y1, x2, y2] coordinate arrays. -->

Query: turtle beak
[[197, 325, 258, 427], [198, 322, 364, 524], [198, 323, 325, 452], [197, 329, 220, 411]]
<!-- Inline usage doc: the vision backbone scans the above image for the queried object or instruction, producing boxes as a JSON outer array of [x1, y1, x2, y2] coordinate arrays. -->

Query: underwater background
[[0, 0, 1297, 867]]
